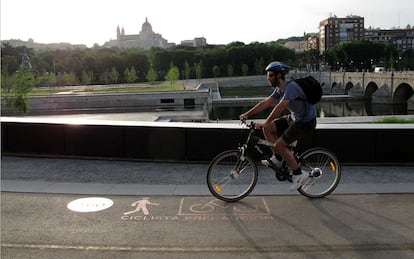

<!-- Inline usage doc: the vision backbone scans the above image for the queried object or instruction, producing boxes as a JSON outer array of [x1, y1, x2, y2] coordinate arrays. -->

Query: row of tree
[[324, 40, 414, 71], [1, 42, 296, 87], [2, 40, 414, 88]]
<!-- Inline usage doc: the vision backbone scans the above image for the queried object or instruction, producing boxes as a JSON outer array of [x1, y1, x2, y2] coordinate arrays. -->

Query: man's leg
[[262, 122, 278, 154], [262, 119, 288, 167], [262, 117, 289, 155], [273, 138, 299, 170], [274, 138, 309, 191]]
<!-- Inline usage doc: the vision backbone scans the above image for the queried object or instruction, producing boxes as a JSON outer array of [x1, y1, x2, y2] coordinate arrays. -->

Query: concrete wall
[[1, 90, 211, 116], [2, 118, 413, 165]]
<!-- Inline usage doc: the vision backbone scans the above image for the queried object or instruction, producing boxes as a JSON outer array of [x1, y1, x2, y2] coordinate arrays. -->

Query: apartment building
[[319, 15, 365, 53], [365, 26, 414, 53]]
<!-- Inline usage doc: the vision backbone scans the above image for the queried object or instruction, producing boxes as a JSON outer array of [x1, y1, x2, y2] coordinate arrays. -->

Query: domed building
[[105, 18, 170, 49]]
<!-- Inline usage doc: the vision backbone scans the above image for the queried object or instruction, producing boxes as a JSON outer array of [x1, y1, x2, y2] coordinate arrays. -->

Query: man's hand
[[239, 113, 248, 120]]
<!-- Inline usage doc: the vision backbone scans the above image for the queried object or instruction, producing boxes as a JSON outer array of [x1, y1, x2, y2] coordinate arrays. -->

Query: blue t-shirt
[[270, 80, 317, 123]]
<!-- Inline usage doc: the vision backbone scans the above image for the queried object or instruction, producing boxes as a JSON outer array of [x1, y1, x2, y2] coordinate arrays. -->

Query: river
[[210, 99, 412, 120]]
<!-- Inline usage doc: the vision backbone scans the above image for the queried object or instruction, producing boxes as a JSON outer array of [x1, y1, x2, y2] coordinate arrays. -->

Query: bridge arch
[[331, 82, 338, 93], [365, 82, 379, 98], [393, 83, 414, 103], [345, 82, 354, 94]]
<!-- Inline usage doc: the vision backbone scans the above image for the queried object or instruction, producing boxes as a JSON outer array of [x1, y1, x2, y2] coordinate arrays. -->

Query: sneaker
[[261, 155, 283, 168], [290, 172, 309, 191]]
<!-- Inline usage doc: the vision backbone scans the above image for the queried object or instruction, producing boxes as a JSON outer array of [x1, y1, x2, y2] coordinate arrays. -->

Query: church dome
[[141, 17, 153, 33]]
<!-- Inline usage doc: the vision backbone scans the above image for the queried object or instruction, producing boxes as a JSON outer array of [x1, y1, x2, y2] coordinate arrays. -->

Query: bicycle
[[207, 119, 341, 202]]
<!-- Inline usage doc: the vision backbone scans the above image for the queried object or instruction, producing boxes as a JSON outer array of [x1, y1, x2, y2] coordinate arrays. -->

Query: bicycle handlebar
[[240, 118, 255, 130]]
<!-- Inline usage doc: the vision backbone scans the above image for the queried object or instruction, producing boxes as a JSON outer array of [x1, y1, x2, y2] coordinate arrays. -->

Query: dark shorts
[[274, 115, 316, 145]]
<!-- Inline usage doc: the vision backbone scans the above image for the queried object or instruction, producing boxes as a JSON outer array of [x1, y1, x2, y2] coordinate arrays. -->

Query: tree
[[165, 62, 180, 86], [212, 65, 220, 78], [1, 68, 12, 92], [125, 66, 138, 83], [195, 61, 203, 79], [81, 70, 94, 85], [5, 67, 36, 113], [36, 72, 56, 87], [99, 70, 111, 84], [254, 58, 265, 75], [227, 64, 234, 77], [48, 73, 57, 87], [184, 61, 191, 79], [146, 66, 158, 84], [110, 67, 119, 84], [1, 43, 31, 75], [325, 40, 387, 71], [241, 63, 249, 76], [62, 72, 78, 86]]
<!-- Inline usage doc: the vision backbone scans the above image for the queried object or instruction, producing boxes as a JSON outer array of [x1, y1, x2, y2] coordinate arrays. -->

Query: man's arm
[[240, 96, 276, 119], [263, 99, 289, 125]]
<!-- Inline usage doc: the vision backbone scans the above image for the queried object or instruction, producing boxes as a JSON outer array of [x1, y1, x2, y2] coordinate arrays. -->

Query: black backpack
[[293, 76, 322, 104]]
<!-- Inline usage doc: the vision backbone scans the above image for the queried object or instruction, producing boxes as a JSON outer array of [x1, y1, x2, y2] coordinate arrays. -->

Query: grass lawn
[[219, 86, 273, 98], [1, 82, 184, 96], [373, 116, 414, 123]]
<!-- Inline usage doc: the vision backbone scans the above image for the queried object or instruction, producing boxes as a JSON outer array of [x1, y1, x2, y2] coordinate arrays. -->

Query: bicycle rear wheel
[[298, 148, 341, 198], [207, 150, 258, 202]]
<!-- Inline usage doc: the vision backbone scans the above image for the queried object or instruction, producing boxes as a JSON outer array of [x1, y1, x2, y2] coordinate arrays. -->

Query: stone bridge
[[208, 72, 414, 107], [316, 71, 414, 104]]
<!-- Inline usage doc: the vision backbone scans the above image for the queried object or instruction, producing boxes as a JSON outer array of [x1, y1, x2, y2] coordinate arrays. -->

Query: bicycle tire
[[297, 148, 341, 198], [207, 150, 258, 202]]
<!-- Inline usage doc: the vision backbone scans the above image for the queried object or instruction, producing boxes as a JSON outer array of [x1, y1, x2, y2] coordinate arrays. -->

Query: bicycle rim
[[298, 148, 341, 198], [207, 150, 258, 202]]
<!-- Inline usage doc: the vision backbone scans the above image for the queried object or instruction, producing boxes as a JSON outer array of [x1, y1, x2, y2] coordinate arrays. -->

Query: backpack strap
[[287, 79, 307, 102]]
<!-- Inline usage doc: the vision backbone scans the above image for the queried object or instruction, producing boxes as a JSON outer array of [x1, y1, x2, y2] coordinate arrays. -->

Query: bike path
[[2, 192, 414, 258], [2, 156, 414, 257], [2, 156, 414, 196]]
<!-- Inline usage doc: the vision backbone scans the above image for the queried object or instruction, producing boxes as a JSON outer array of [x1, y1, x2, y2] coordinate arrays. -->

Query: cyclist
[[239, 61, 317, 191]]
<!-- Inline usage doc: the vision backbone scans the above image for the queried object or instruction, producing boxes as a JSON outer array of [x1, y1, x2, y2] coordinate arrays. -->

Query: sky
[[1, 0, 413, 47]]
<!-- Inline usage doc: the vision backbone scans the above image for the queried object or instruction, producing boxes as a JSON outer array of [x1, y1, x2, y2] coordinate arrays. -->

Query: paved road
[[2, 156, 414, 196], [1, 156, 414, 258]]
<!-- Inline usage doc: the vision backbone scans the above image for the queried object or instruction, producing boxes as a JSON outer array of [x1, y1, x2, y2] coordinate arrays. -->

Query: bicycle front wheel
[[207, 150, 258, 202], [298, 148, 341, 198]]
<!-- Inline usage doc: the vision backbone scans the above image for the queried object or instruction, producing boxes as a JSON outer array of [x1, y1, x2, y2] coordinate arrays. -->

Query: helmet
[[265, 61, 290, 74]]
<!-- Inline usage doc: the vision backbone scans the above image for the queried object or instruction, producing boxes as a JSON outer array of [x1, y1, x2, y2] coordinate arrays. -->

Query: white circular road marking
[[67, 197, 114, 213]]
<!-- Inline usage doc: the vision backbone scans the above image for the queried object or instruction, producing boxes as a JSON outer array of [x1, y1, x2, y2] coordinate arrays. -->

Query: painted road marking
[[67, 197, 113, 213], [178, 197, 271, 216], [120, 197, 273, 221], [123, 197, 160, 216]]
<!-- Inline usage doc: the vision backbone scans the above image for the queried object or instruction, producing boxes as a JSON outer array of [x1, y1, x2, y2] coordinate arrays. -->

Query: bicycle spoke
[[214, 175, 233, 189], [301, 177, 317, 192], [207, 150, 258, 202], [298, 148, 341, 198]]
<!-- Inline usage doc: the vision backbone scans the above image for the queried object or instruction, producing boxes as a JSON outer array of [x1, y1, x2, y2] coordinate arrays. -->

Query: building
[[284, 40, 306, 53], [307, 34, 319, 51], [105, 18, 170, 50], [1, 38, 87, 51], [180, 37, 207, 47], [365, 25, 414, 53], [283, 33, 319, 53], [319, 15, 365, 53]]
